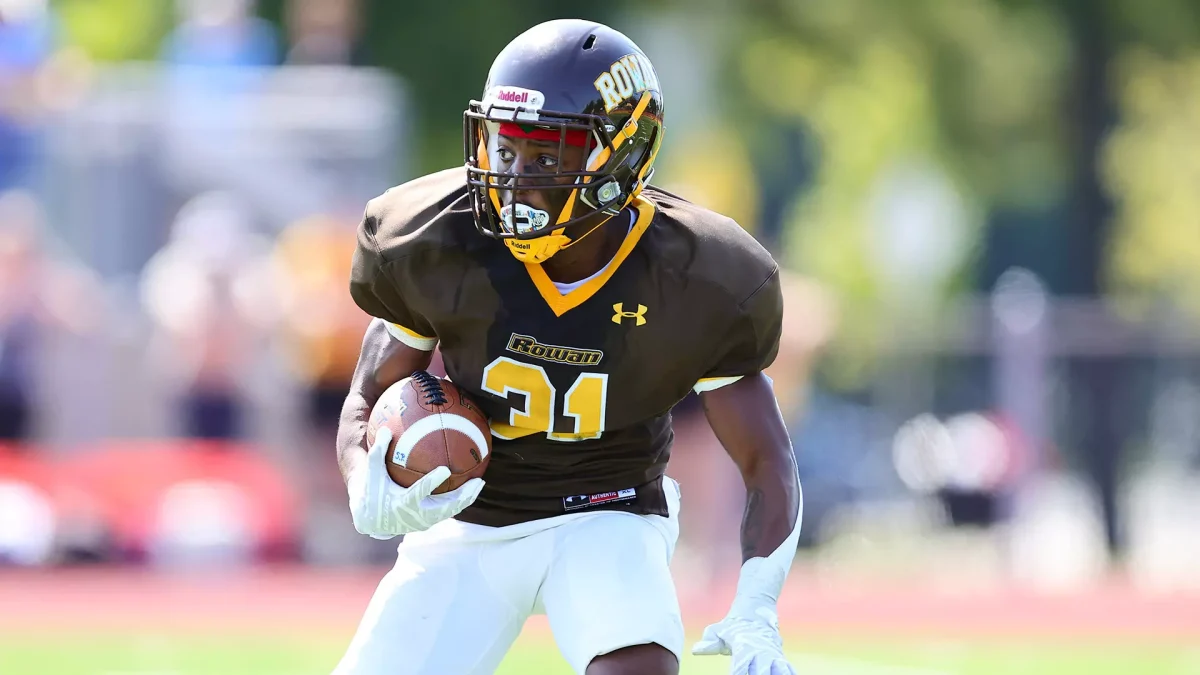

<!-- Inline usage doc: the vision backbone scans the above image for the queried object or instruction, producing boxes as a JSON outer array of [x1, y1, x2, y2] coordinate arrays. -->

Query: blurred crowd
[[0, 0, 397, 567]]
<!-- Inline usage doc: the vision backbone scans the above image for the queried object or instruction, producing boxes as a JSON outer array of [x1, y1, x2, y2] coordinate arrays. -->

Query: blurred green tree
[[1102, 47, 1200, 322], [52, 0, 171, 61], [728, 0, 1072, 384]]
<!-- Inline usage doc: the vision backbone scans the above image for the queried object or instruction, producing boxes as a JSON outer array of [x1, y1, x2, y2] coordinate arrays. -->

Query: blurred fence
[[791, 271, 1200, 590], [39, 63, 407, 278], [5, 63, 406, 443]]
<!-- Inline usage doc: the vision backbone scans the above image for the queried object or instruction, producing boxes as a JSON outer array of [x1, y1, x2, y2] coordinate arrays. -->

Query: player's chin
[[561, 210, 608, 237]]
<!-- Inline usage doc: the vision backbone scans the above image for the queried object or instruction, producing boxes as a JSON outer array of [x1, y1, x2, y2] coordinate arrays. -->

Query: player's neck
[[541, 212, 628, 284]]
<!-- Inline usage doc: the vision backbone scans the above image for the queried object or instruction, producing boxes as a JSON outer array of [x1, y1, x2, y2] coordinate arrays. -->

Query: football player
[[333, 19, 802, 675]]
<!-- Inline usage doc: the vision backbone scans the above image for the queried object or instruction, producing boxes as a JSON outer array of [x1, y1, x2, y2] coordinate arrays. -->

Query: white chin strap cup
[[499, 203, 550, 235]]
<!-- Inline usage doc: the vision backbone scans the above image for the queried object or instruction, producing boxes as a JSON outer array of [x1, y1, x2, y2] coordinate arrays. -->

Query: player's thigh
[[332, 538, 534, 675], [539, 512, 684, 675]]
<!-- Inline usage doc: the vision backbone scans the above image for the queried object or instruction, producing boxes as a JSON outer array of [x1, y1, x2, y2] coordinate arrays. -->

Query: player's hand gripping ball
[[366, 371, 492, 494]]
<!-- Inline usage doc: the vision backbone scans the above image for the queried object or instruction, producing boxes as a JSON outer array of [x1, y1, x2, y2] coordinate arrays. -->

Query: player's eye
[[496, 147, 515, 164], [537, 155, 558, 169]]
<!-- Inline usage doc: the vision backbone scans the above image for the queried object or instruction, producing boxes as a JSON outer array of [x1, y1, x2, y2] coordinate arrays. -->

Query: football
[[366, 371, 492, 494]]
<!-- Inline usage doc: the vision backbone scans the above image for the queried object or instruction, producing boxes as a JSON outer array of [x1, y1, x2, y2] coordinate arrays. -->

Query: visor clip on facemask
[[595, 181, 623, 216]]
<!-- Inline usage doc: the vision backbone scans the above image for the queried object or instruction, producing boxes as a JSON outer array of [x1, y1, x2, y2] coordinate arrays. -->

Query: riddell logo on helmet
[[496, 89, 529, 103], [482, 86, 546, 122]]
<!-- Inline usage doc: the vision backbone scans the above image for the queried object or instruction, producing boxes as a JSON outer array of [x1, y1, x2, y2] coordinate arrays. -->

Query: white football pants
[[332, 478, 683, 675]]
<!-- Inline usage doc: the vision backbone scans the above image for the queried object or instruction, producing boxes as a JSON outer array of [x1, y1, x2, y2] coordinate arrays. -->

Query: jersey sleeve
[[349, 207, 439, 351], [693, 266, 783, 394]]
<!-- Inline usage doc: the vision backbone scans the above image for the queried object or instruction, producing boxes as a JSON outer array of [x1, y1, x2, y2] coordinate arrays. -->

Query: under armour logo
[[612, 303, 647, 326]]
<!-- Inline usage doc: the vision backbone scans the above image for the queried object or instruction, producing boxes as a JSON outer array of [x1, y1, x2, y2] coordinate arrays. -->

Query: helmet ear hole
[[625, 140, 648, 172], [624, 125, 657, 194]]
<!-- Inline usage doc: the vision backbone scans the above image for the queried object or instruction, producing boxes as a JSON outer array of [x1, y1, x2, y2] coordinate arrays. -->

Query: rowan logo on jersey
[[593, 53, 660, 113], [611, 303, 647, 326], [562, 487, 637, 512], [506, 333, 604, 366]]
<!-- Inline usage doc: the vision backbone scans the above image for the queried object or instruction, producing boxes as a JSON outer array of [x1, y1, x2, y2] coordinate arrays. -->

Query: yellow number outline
[[481, 357, 608, 443]]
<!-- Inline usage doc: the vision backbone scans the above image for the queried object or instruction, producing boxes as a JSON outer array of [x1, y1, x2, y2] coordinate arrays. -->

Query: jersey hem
[[384, 322, 438, 350], [693, 375, 744, 393]]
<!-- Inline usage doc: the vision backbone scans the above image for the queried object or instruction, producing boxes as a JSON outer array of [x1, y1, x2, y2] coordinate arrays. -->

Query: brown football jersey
[[350, 168, 782, 527]]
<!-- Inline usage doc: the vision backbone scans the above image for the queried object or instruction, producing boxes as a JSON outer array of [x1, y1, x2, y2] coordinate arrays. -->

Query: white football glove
[[692, 605, 797, 675], [346, 426, 485, 539]]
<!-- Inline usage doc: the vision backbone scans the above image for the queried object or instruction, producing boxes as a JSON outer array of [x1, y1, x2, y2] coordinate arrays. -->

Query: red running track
[[1, 567, 1197, 643]]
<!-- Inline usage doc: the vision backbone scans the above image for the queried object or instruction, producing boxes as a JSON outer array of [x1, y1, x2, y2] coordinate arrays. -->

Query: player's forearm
[[739, 453, 801, 563], [728, 454, 803, 616], [700, 373, 804, 614], [337, 319, 433, 484], [336, 390, 373, 485]]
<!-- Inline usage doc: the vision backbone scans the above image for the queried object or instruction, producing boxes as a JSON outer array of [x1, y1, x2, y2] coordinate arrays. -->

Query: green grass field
[[1, 631, 1197, 675]]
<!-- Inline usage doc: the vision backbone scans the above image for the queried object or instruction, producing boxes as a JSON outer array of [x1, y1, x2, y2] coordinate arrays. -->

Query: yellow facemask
[[479, 96, 649, 265]]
